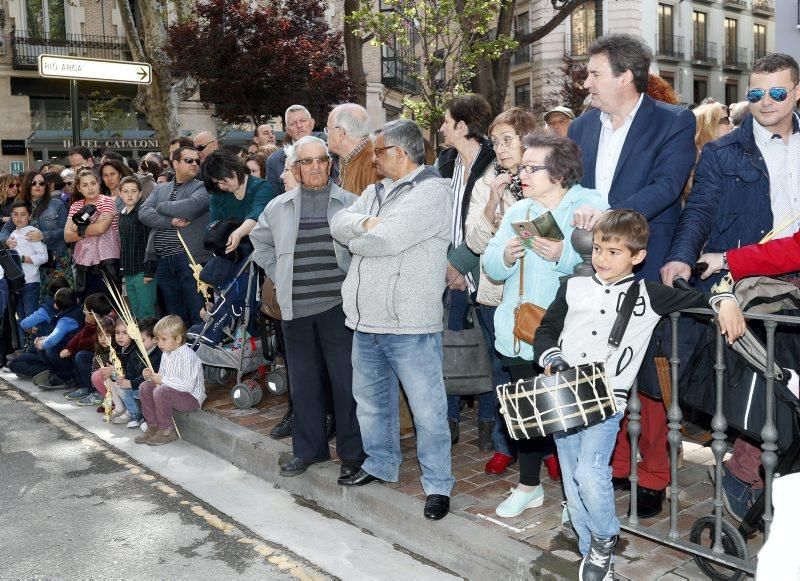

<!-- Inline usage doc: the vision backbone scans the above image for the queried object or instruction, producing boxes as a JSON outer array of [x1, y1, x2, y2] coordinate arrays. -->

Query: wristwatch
[[721, 252, 729, 270]]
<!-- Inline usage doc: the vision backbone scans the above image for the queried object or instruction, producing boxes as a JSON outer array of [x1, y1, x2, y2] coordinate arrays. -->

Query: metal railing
[[620, 306, 799, 577], [10, 29, 131, 70], [691, 40, 719, 66], [752, 0, 775, 15], [381, 58, 420, 94], [724, 46, 749, 70], [656, 34, 684, 59], [722, 0, 747, 9]]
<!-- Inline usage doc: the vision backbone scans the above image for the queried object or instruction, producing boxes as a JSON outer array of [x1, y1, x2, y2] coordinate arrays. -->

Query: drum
[[497, 362, 618, 439]]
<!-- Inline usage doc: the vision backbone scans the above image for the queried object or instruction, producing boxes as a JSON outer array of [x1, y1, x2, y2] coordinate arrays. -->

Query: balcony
[[723, 46, 748, 70], [723, 0, 747, 10], [752, 0, 774, 16], [655, 34, 684, 61], [11, 30, 131, 70], [513, 44, 531, 66], [381, 58, 420, 94], [691, 40, 718, 66], [566, 32, 594, 59]]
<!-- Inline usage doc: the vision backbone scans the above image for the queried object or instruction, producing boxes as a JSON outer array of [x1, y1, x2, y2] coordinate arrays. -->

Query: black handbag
[[442, 292, 493, 396], [0, 248, 25, 292]]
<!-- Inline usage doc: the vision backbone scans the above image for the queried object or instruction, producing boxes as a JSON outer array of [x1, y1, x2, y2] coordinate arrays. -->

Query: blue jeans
[[17, 282, 40, 342], [118, 387, 141, 421], [156, 254, 205, 326], [352, 331, 454, 496], [478, 304, 514, 456], [40, 345, 74, 382], [554, 411, 624, 555], [73, 350, 94, 390]]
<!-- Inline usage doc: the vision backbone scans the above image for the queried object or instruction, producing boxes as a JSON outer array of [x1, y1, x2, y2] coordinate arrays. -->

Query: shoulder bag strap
[[608, 281, 640, 349], [517, 207, 530, 306]]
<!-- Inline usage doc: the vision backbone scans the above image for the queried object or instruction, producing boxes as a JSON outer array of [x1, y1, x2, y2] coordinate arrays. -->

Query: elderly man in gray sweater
[[330, 119, 455, 521]]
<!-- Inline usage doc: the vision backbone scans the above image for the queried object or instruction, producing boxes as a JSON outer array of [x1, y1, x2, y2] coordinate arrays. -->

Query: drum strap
[[608, 281, 640, 349]]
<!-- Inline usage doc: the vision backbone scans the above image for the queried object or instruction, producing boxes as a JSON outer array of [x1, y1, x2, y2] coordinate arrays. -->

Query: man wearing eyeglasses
[[325, 103, 377, 196], [266, 105, 316, 195], [139, 146, 211, 326], [193, 131, 219, 162], [250, 136, 364, 481]]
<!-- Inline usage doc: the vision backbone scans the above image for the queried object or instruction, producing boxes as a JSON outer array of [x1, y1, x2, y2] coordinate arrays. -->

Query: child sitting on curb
[[136, 315, 205, 446], [111, 317, 162, 428]]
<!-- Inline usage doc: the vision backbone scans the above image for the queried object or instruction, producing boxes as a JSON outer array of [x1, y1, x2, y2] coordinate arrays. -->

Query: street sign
[[37, 54, 152, 85], [9, 161, 24, 174]]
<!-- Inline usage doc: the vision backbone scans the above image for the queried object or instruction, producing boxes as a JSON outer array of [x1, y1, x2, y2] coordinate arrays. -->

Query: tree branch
[[516, 0, 583, 46]]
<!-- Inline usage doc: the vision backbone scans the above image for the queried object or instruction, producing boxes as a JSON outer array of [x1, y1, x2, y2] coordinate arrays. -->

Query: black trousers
[[508, 363, 555, 486], [281, 305, 364, 463]]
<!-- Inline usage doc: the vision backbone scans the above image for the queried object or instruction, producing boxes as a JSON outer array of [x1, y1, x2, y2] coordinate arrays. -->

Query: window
[[725, 81, 739, 106], [25, 0, 66, 39], [570, 1, 596, 57], [724, 18, 738, 65], [692, 11, 708, 61], [658, 4, 675, 54], [514, 12, 530, 64], [514, 82, 530, 107], [753, 24, 767, 61], [693, 78, 708, 104], [661, 72, 675, 90]]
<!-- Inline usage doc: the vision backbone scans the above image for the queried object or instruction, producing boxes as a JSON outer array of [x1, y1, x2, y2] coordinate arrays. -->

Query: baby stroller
[[678, 277, 800, 580]]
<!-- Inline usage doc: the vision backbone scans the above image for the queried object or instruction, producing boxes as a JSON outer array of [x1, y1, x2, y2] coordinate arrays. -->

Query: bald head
[[326, 103, 371, 157], [193, 131, 218, 161]]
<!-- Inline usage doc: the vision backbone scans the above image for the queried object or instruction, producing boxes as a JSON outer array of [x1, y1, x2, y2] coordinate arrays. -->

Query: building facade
[[509, 0, 776, 111], [774, 0, 800, 58]]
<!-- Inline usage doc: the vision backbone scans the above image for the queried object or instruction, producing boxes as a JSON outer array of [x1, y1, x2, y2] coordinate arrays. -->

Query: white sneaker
[[127, 418, 142, 429], [140, 421, 148, 432], [111, 411, 130, 425], [495, 485, 544, 518]]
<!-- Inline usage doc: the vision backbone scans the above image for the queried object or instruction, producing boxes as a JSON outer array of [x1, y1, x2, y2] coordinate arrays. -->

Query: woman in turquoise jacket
[[484, 131, 607, 520]]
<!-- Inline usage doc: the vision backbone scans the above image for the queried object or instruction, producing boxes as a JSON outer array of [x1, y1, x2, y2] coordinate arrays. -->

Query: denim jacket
[[0, 197, 67, 255]]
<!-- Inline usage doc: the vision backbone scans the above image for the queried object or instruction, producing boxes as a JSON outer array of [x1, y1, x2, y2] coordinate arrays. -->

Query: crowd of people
[[0, 33, 797, 580]]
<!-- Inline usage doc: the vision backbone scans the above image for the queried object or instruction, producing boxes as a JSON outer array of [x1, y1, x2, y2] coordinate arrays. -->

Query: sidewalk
[[201, 376, 761, 581]]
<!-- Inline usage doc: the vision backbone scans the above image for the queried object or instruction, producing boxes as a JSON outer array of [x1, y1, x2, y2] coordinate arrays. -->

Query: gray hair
[[332, 104, 370, 139], [284, 104, 311, 126], [729, 101, 749, 127], [381, 119, 425, 165], [291, 135, 329, 162], [284, 144, 296, 166], [60, 168, 74, 179]]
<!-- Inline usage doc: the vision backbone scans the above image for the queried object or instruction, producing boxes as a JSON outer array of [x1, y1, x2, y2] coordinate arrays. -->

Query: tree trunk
[[117, 0, 193, 154], [343, 0, 367, 106]]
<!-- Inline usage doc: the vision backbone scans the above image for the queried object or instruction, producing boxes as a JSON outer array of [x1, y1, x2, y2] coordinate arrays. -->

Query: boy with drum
[[533, 209, 745, 581]]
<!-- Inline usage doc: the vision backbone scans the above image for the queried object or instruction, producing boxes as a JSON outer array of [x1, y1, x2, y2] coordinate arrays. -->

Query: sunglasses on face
[[296, 156, 330, 166], [746, 87, 791, 103], [8, 184, 19, 189], [182, 158, 199, 165], [32, 180, 46, 186], [64, 181, 74, 186], [196, 140, 217, 152]]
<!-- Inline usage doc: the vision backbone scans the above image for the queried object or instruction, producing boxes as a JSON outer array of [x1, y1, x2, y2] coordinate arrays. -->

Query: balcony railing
[[381, 58, 420, 94], [566, 32, 593, 58], [752, 0, 775, 15], [656, 34, 684, 60], [10, 29, 131, 70], [691, 40, 718, 66], [723, 46, 749, 70], [723, 0, 747, 10], [513, 43, 531, 66]]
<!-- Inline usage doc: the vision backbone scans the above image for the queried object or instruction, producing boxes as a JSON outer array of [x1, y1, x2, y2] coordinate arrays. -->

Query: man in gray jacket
[[330, 119, 455, 520], [138, 146, 210, 326]]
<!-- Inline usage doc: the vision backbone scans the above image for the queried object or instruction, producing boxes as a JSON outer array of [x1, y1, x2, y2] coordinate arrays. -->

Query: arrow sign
[[37, 54, 152, 85]]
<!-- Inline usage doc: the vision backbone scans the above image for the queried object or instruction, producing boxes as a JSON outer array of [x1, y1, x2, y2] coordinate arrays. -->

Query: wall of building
[[775, 0, 800, 57]]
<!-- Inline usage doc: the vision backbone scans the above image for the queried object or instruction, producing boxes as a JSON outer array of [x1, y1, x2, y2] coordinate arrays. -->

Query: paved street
[[0, 384, 456, 580]]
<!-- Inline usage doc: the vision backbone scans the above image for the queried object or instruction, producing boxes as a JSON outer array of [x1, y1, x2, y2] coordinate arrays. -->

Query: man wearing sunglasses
[[139, 146, 211, 326], [192, 131, 219, 162], [663, 52, 800, 288]]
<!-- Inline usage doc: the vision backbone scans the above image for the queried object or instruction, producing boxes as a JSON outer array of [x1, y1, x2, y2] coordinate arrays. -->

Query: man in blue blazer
[[568, 34, 696, 521]]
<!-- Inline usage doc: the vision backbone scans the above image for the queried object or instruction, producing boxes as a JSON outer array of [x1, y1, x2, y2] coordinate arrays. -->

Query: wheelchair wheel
[[689, 516, 749, 581], [265, 367, 288, 395], [204, 366, 234, 387]]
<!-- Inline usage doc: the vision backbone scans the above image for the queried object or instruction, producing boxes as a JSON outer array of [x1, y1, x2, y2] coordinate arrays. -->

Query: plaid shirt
[[119, 199, 155, 277]]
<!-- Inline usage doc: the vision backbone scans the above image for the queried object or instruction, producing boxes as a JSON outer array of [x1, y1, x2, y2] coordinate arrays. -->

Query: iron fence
[[11, 29, 131, 70]]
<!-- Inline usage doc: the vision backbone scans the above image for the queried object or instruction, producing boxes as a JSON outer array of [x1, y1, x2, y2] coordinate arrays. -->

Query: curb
[[172, 409, 543, 580]]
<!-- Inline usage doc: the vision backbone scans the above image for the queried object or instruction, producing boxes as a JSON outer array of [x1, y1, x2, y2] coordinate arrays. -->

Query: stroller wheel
[[205, 366, 234, 387], [231, 380, 263, 409], [266, 367, 288, 395], [689, 516, 749, 581]]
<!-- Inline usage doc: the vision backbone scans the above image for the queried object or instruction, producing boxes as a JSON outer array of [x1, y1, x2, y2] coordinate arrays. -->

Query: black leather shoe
[[478, 419, 494, 451], [612, 476, 631, 491], [338, 468, 380, 487], [279, 456, 325, 477], [326, 413, 336, 440], [424, 494, 450, 520], [629, 486, 665, 519], [270, 412, 292, 439], [338, 462, 361, 481], [449, 418, 460, 445]]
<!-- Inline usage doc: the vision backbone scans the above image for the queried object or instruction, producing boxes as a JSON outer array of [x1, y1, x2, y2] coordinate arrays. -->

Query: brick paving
[[202, 373, 760, 580]]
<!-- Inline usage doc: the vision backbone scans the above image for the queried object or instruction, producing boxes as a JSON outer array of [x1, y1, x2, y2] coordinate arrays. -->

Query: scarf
[[494, 162, 523, 200]]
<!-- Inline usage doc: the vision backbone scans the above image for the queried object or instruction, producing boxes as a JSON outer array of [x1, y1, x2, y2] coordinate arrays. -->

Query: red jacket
[[65, 324, 97, 354], [727, 231, 800, 280]]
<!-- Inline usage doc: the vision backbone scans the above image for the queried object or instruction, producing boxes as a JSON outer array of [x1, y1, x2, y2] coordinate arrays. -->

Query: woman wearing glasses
[[483, 131, 605, 519], [203, 150, 277, 254], [0, 173, 21, 223]]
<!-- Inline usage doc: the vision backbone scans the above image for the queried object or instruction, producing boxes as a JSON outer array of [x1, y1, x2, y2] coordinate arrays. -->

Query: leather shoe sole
[[424, 494, 450, 520], [338, 468, 380, 486]]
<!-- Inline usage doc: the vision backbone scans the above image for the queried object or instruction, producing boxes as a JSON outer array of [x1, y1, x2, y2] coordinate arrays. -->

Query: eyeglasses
[[373, 145, 396, 156], [746, 87, 791, 103], [296, 156, 330, 166], [196, 139, 217, 152], [323, 126, 341, 136], [31, 180, 46, 186], [491, 135, 519, 149], [517, 164, 548, 175], [182, 158, 199, 165], [8, 183, 19, 189], [64, 181, 74, 187]]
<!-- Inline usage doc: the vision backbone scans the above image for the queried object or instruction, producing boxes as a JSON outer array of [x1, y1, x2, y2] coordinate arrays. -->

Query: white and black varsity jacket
[[533, 274, 734, 403]]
